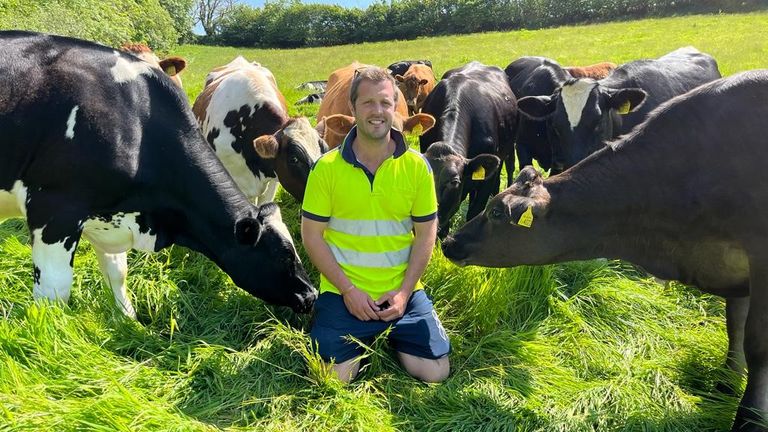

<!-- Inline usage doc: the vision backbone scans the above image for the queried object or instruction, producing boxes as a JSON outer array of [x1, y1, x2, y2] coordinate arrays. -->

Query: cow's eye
[[489, 208, 503, 219], [289, 156, 300, 164], [448, 177, 460, 187]]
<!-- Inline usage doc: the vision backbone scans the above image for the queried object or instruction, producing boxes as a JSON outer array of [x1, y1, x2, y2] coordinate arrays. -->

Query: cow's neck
[[544, 145, 683, 272]]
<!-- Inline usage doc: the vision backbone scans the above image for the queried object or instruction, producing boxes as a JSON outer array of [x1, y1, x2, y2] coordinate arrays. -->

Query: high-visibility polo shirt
[[301, 126, 437, 300]]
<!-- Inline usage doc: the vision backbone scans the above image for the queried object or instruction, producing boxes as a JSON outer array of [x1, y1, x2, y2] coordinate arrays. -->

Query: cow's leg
[[29, 223, 81, 305], [732, 263, 768, 432], [92, 248, 135, 318], [257, 178, 279, 206], [516, 146, 532, 182], [726, 296, 749, 374], [505, 151, 517, 188]]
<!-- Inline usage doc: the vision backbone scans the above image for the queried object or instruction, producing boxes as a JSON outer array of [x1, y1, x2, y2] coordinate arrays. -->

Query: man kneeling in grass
[[301, 66, 450, 383]]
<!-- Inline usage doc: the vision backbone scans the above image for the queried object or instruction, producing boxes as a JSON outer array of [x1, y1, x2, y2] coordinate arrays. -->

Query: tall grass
[[2, 11, 766, 431]]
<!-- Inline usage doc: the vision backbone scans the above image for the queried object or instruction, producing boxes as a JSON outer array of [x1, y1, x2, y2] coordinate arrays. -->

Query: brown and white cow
[[395, 63, 436, 115], [119, 43, 186, 88], [564, 61, 617, 79], [315, 62, 436, 149], [192, 57, 327, 204]]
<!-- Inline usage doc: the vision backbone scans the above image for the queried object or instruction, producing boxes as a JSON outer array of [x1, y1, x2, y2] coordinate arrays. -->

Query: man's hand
[[375, 289, 411, 322], [342, 286, 380, 321]]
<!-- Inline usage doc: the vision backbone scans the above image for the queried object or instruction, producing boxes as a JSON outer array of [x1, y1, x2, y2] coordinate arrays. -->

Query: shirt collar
[[340, 125, 408, 165]]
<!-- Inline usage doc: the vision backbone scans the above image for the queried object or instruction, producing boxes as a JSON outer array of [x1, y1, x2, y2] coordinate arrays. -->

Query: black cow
[[0, 31, 317, 316], [518, 46, 721, 170], [419, 61, 517, 238], [443, 70, 768, 432], [387, 60, 433, 77], [504, 56, 571, 173]]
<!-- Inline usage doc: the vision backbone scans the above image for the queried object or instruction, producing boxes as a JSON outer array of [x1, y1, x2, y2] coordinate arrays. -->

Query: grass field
[[2, 11, 768, 431]]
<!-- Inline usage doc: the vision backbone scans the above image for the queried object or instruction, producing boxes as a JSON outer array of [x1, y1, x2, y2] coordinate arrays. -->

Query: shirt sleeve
[[411, 159, 438, 222], [301, 160, 331, 222]]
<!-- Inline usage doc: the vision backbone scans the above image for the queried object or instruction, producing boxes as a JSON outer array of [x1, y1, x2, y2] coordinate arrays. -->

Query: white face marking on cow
[[65, 105, 79, 139], [283, 117, 324, 162], [0, 180, 29, 220], [82, 212, 157, 254], [31, 227, 76, 303], [110, 51, 153, 83], [561, 79, 598, 129], [263, 206, 299, 255]]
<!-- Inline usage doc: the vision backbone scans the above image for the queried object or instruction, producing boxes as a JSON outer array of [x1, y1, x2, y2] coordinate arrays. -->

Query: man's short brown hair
[[349, 66, 399, 107]]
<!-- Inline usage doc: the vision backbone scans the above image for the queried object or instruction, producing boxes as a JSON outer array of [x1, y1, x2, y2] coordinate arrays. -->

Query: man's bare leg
[[397, 352, 449, 383]]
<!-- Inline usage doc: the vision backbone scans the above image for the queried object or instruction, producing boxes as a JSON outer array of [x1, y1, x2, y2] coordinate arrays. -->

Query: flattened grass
[[3, 11, 767, 431]]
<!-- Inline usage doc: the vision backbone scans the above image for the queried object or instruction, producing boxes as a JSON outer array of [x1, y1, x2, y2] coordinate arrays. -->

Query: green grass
[[2, 11, 767, 431]]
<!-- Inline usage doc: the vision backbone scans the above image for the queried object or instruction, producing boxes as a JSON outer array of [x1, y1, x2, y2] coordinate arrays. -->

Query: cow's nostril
[[441, 236, 467, 261]]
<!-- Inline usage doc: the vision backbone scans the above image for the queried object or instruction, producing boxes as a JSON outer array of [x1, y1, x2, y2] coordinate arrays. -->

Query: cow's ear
[[324, 114, 356, 135], [254, 135, 279, 159], [395, 74, 405, 82], [235, 218, 262, 245], [606, 88, 646, 115], [464, 154, 501, 181], [419, 79, 429, 86], [159, 57, 187, 76], [518, 95, 556, 120], [513, 166, 544, 193], [402, 113, 435, 136]]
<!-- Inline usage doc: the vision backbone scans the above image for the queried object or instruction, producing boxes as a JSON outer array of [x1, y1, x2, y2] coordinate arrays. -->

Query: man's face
[[351, 79, 397, 141]]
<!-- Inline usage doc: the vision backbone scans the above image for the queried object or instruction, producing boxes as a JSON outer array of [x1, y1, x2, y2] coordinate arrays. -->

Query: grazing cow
[[419, 61, 517, 238], [0, 31, 317, 316], [296, 92, 324, 105], [296, 80, 327, 92], [442, 70, 768, 432], [395, 63, 436, 115], [315, 62, 435, 149], [119, 42, 186, 88], [387, 60, 433, 77], [517, 46, 721, 170], [192, 57, 327, 203], [564, 61, 617, 79]]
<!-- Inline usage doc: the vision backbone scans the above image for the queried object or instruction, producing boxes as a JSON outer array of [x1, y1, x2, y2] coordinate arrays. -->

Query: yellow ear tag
[[164, 65, 177, 75], [410, 123, 423, 136], [617, 100, 631, 115], [472, 166, 485, 181], [517, 206, 534, 228]]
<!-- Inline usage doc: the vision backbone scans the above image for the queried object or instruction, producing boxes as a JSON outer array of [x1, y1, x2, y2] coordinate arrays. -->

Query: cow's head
[[441, 166, 553, 267], [518, 79, 645, 170], [253, 117, 328, 202], [158, 56, 187, 88], [219, 203, 317, 313], [423, 142, 501, 238], [119, 43, 187, 88], [319, 112, 435, 149], [395, 71, 433, 115]]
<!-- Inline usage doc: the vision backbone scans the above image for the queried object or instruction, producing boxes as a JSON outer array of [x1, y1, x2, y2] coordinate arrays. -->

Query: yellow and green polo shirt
[[301, 126, 437, 300]]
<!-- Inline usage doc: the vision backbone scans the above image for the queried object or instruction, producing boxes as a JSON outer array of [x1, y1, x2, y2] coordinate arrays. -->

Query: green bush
[[0, 0, 182, 51], [209, 0, 766, 48]]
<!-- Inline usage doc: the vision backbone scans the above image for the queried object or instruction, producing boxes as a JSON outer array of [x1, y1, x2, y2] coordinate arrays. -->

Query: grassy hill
[[1, 11, 767, 431]]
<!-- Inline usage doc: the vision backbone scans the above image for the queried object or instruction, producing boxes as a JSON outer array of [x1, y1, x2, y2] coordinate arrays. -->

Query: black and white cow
[[504, 56, 571, 173], [295, 80, 327, 92], [295, 92, 324, 105], [193, 57, 327, 204], [517, 46, 721, 170], [419, 61, 517, 238], [387, 60, 433, 78], [0, 31, 317, 316], [443, 70, 768, 432]]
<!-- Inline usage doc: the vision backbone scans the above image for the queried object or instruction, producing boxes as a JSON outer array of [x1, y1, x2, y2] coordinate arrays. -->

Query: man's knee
[[331, 358, 360, 384], [398, 352, 450, 383]]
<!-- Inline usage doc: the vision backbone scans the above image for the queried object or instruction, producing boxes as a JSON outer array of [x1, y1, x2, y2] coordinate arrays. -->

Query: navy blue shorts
[[310, 290, 451, 364]]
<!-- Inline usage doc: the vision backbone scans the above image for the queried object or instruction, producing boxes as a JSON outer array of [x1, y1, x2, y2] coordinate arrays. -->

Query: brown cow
[[564, 61, 617, 79], [119, 43, 186, 88], [192, 56, 327, 204], [395, 63, 436, 115], [316, 62, 436, 149]]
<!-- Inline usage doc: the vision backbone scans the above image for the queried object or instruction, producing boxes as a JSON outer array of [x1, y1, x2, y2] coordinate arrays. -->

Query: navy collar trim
[[340, 125, 408, 166]]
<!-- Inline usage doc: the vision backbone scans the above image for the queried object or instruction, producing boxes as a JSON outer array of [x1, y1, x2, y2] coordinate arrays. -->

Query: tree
[[194, 0, 237, 35]]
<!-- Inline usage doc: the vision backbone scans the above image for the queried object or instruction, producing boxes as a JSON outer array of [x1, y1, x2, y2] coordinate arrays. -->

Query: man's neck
[[353, 133, 394, 173]]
